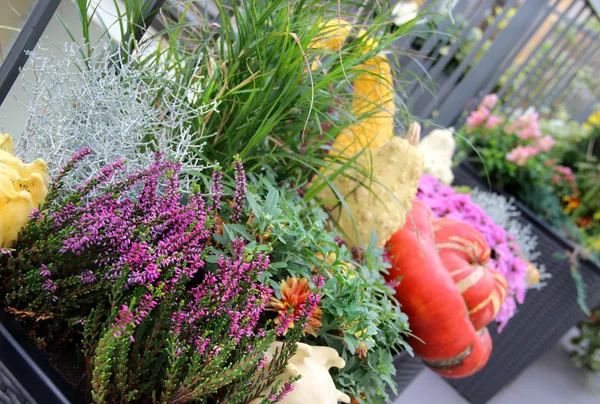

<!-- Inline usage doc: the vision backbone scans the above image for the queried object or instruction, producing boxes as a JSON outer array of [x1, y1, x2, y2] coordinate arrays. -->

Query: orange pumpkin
[[434, 218, 508, 331], [386, 200, 507, 378]]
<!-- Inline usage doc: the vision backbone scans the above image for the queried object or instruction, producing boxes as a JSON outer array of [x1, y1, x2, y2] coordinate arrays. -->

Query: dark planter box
[[389, 352, 424, 400], [1, 306, 423, 404], [4, 162, 598, 404], [0, 309, 81, 404], [448, 162, 600, 404]]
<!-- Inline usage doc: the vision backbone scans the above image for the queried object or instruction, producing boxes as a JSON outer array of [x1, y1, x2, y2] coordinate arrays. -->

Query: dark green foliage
[[571, 307, 600, 372]]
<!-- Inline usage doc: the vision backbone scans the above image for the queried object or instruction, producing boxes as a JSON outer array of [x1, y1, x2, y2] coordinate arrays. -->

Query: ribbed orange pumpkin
[[386, 200, 507, 378], [433, 218, 508, 331]]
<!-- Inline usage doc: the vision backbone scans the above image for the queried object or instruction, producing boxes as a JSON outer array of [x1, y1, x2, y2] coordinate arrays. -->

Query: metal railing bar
[[402, 0, 472, 96], [475, 0, 558, 107], [494, 0, 564, 101], [544, 33, 600, 109], [433, 0, 547, 128], [419, 0, 520, 119], [0, 0, 63, 107], [410, 0, 497, 103], [409, 0, 481, 75], [501, 0, 585, 114], [527, 18, 598, 112]]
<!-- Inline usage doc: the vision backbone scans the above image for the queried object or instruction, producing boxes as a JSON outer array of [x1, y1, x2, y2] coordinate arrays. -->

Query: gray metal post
[[419, 0, 522, 119], [434, 0, 546, 128], [504, 3, 591, 117], [0, 0, 63, 106]]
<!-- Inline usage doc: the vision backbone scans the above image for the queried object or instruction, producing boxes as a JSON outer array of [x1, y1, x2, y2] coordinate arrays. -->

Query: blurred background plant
[[570, 306, 600, 373]]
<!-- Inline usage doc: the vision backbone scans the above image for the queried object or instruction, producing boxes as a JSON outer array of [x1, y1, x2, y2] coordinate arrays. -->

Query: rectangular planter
[[1, 309, 423, 404], [389, 352, 424, 399], [0, 309, 82, 404], [448, 162, 600, 404]]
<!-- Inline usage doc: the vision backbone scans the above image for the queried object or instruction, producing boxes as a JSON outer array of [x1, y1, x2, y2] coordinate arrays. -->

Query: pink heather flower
[[466, 106, 490, 132], [209, 166, 223, 213], [39, 264, 51, 277], [231, 158, 247, 223], [480, 94, 499, 110], [112, 305, 135, 338], [506, 145, 539, 166], [533, 135, 555, 152], [43, 279, 57, 292], [484, 115, 502, 129], [268, 381, 295, 402]]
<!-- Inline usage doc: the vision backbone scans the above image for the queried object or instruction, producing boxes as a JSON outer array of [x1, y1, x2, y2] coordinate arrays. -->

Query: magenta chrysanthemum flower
[[417, 174, 529, 329]]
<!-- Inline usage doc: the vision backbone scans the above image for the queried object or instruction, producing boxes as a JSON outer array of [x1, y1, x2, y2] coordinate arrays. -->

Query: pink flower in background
[[506, 145, 539, 166], [466, 106, 490, 132], [485, 115, 502, 129], [533, 135, 555, 152], [517, 125, 541, 140], [555, 165, 575, 181], [480, 93, 499, 110], [509, 112, 541, 139]]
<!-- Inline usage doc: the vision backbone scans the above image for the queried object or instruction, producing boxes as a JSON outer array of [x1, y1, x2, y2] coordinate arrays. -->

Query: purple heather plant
[[0, 151, 312, 403], [417, 174, 528, 329]]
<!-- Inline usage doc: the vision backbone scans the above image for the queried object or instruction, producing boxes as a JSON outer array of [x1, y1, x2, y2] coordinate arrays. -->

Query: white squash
[[250, 342, 350, 404]]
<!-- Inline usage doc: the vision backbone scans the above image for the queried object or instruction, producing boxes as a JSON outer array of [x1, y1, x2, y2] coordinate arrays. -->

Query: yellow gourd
[[0, 134, 49, 247], [318, 136, 423, 247], [334, 54, 395, 156], [526, 262, 541, 286], [310, 21, 424, 247]]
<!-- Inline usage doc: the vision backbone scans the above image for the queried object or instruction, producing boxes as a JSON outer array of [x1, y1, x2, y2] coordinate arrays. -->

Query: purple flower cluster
[[231, 158, 247, 223], [173, 238, 272, 346], [55, 153, 210, 291], [417, 174, 528, 329], [6, 150, 305, 402], [267, 381, 295, 402]]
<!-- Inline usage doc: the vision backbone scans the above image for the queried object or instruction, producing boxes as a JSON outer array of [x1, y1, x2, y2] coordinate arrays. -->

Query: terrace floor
[[395, 332, 600, 404]]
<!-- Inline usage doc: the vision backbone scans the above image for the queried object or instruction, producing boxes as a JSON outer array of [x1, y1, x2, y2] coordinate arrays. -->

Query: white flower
[[392, 1, 420, 27], [417, 128, 455, 185]]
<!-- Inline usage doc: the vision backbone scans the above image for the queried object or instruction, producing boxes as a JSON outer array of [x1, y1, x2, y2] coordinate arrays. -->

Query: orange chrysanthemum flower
[[563, 195, 580, 214], [266, 277, 322, 336]]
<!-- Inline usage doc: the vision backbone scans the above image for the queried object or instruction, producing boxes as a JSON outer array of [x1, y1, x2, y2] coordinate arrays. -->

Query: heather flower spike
[[231, 155, 247, 223], [267, 277, 323, 337]]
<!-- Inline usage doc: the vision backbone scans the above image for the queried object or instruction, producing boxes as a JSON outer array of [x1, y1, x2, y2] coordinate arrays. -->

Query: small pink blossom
[[480, 94, 499, 110], [532, 135, 555, 152], [466, 106, 490, 132], [506, 145, 539, 166], [555, 165, 573, 176], [509, 112, 541, 139], [485, 115, 502, 129]]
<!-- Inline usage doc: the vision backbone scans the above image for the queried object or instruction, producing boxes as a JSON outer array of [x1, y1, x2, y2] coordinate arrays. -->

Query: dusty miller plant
[[470, 189, 539, 261], [470, 188, 549, 285], [17, 42, 218, 193]]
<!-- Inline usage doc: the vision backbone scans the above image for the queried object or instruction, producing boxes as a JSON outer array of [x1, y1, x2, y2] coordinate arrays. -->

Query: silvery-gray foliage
[[470, 189, 538, 260], [17, 43, 219, 193]]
